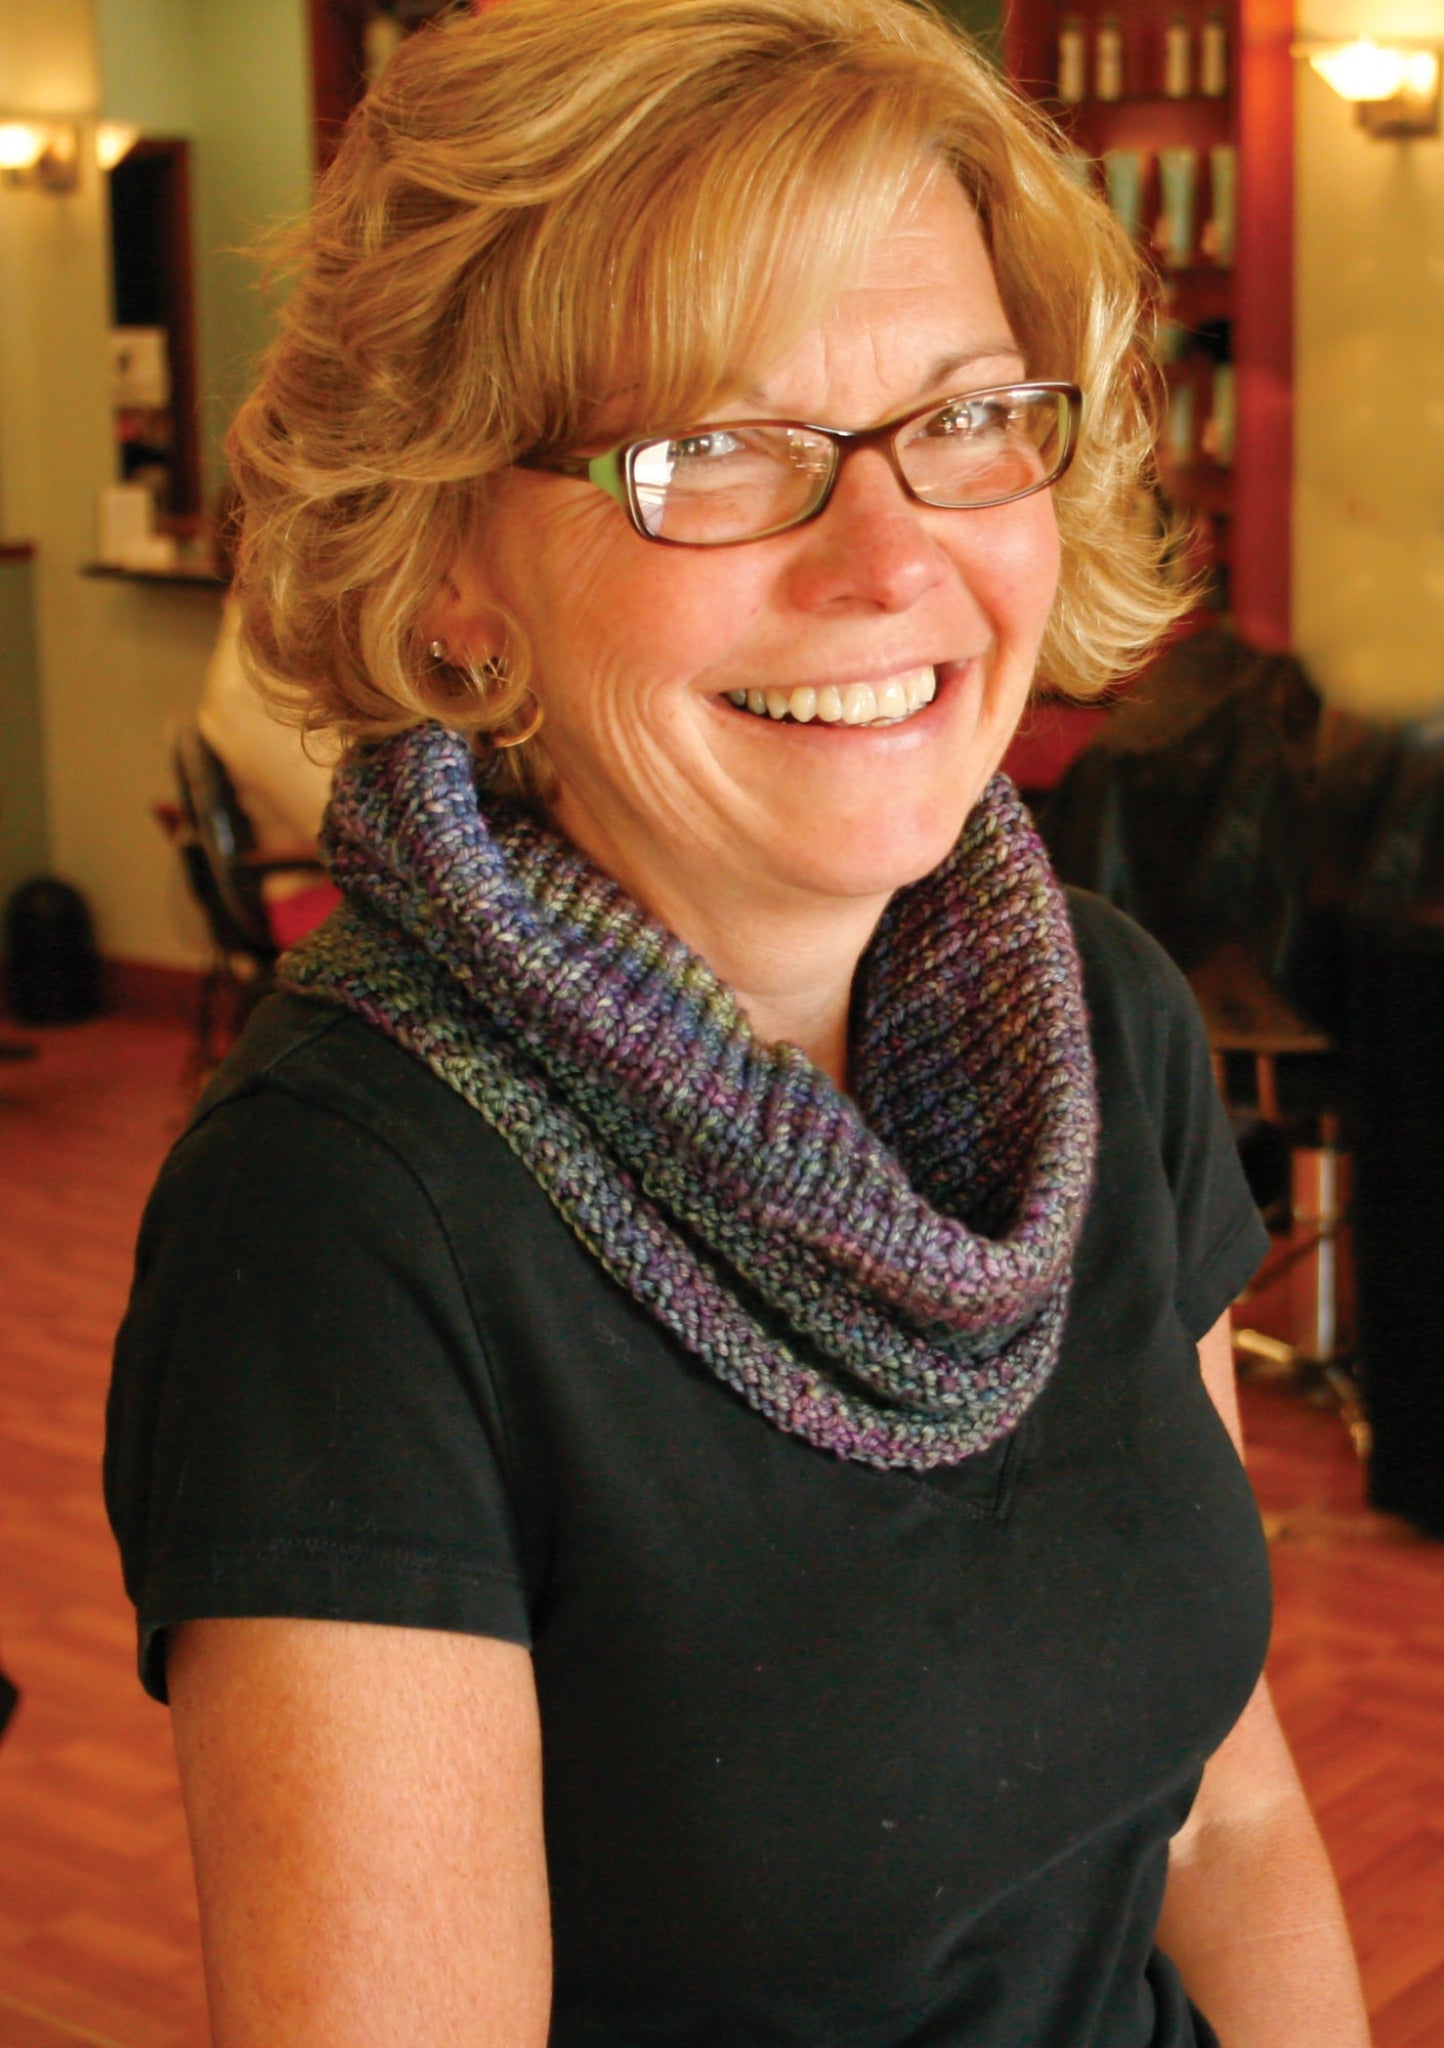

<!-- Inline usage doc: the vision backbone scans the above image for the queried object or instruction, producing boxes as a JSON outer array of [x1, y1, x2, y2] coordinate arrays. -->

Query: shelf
[[1158, 263, 1233, 284], [1005, 0, 1294, 652], [82, 560, 226, 589], [1056, 97, 1237, 134], [1056, 91, 1228, 109], [1051, 93, 1236, 147]]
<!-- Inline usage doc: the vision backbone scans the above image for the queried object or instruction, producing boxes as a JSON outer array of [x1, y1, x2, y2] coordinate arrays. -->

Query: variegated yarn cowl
[[280, 721, 1098, 1471]]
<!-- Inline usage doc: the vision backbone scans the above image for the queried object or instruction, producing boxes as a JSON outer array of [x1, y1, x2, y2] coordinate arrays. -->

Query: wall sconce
[[1297, 37, 1442, 136], [0, 117, 81, 192]]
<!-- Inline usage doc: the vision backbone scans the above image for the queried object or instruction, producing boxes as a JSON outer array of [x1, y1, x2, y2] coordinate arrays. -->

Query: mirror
[[106, 137, 201, 521]]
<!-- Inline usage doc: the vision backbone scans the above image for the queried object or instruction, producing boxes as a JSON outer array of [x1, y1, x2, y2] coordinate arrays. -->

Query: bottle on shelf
[[1096, 17, 1125, 101], [1200, 13, 1229, 97], [1104, 149, 1148, 240], [1202, 363, 1236, 466], [1162, 16, 1192, 97], [1156, 312, 1190, 366], [1155, 147, 1199, 267], [1201, 145, 1237, 265], [1000, 0, 1294, 649], [1166, 379, 1195, 468], [1183, 318, 1235, 468], [1058, 14, 1088, 102]]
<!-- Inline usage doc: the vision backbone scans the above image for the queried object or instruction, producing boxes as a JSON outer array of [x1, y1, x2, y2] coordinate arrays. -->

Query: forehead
[[732, 168, 1022, 423]]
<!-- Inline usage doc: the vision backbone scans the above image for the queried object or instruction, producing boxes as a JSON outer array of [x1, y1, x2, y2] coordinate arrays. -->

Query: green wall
[[932, 0, 1004, 63], [0, 554, 50, 904], [191, 0, 312, 486], [93, 0, 197, 132]]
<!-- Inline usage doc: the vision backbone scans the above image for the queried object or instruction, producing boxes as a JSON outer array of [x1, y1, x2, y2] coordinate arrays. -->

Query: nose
[[783, 447, 950, 615]]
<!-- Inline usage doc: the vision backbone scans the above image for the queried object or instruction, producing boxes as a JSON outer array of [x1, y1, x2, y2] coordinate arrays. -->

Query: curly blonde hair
[[228, 0, 1182, 794]]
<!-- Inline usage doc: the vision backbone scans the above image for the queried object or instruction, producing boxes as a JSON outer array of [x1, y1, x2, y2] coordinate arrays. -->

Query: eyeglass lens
[[629, 388, 1071, 544]]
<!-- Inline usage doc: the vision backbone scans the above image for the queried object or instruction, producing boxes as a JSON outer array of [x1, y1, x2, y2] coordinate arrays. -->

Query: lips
[[724, 665, 938, 728]]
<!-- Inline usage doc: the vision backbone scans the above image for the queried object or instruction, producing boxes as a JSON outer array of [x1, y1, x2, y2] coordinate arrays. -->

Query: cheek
[[522, 525, 767, 708], [1017, 504, 1062, 641], [953, 499, 1061, 653]]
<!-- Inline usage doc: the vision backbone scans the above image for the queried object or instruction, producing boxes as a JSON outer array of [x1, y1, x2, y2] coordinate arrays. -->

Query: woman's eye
[[931, 400, 1010, 439], [668, 431, 744, 462]]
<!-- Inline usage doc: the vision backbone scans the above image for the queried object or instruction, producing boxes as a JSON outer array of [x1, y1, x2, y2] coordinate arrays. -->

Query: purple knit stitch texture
[[281, 722, 1099, 1471]]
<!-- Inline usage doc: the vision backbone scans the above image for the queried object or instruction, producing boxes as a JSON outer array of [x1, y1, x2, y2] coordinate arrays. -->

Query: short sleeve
[[1070, 890, 1270, 1342], [105, 1082, 532, 1703]]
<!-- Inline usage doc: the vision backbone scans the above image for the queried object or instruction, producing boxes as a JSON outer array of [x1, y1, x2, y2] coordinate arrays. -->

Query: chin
[[779, 808, 978, 907]]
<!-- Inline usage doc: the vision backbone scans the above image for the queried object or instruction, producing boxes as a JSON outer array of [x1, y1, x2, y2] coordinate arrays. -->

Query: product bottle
[[1200, 13, 1229, 95], [1203, 145, 1237, 264], [1203, 363, 1236, 466], [1096, 17, 1125, 100], [1157, 147, 1199, 266], [1167, 378, 1195, 468], [1163, 16, 1192, 96], [1058, 15, 1088, 101]]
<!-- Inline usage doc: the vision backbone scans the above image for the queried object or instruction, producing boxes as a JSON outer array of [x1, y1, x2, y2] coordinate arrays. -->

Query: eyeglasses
[[519, 381, 1082, 548]]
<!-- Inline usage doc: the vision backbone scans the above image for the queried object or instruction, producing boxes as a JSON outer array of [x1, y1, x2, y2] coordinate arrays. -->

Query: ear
[[418, 556, 507, 669]]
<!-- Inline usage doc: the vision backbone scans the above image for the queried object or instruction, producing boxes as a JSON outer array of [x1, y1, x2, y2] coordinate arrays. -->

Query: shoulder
[[125, 992, 519, 1384], [192, 991, 478, 1155], [168, 993, 532, 1244], [131, 992, 555, 1376], [1064, 887, 1214, 1126], [1066, 886, 1199, 1041]]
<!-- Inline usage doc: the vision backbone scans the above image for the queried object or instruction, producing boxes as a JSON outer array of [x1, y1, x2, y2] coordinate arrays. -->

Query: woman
[[106, 1, 1369, 2042]]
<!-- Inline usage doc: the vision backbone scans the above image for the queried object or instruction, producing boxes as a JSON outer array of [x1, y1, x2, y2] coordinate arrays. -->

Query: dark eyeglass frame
[[517, 381, 1084, 548]]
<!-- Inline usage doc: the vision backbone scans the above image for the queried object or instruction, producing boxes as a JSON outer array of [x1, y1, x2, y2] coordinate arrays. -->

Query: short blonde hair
[[229, 0, 1182, 792]]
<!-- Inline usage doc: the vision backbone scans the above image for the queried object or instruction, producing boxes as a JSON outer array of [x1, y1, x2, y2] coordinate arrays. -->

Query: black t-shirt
[[106, 891, 1271, 2048]]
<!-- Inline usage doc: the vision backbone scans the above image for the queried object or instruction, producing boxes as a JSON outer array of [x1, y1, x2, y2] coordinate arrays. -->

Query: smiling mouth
[[723, 666, 939, 729]]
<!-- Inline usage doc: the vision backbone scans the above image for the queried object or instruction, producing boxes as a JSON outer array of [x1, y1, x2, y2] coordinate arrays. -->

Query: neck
[[544, 802, 892, 1090], [663, 902, 888, 1089], [597, 878, 881, 1088], [725, 955, 862, 1090]]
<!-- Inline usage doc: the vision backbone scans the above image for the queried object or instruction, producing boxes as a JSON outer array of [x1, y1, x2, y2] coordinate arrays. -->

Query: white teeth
[[724, 666, 939, 727]]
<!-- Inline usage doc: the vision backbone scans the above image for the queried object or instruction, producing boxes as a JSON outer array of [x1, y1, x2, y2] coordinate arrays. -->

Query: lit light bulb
[[0, 122, 45, 171], [1309, 38, 1410, 100]]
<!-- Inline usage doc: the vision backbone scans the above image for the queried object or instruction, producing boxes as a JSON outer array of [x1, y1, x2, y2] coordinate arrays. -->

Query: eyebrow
[[741, 344, 1026, 411]]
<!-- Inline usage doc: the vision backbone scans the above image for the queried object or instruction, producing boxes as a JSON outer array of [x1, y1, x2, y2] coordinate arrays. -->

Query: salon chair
[[158, 723, 328, 1070]]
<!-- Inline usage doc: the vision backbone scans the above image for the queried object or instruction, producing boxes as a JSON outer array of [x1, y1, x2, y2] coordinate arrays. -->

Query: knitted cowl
[[281, 721, 1099, 1472]]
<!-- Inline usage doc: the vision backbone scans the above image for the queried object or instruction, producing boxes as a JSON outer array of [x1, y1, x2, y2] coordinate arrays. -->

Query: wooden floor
[[1, 1010, 1442, 2046]]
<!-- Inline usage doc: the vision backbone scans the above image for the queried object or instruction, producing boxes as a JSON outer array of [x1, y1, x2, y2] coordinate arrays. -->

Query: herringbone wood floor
[[1, 1012, 1441, 2046]]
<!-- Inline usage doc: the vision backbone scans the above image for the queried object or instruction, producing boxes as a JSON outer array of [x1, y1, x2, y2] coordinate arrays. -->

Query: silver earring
[[428, 639, 448, 663]]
